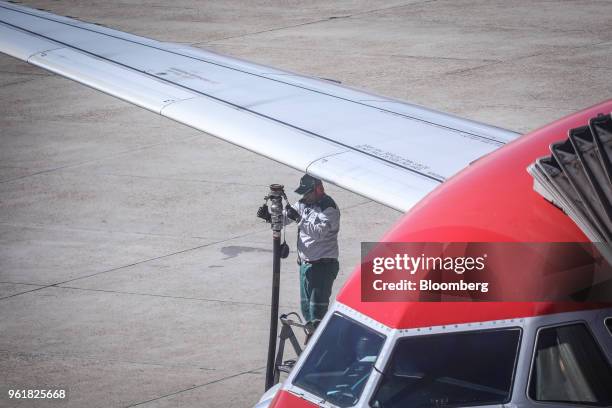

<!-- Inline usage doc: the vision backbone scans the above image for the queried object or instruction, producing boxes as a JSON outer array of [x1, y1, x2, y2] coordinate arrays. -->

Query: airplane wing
[[0, 1, 520, 212]]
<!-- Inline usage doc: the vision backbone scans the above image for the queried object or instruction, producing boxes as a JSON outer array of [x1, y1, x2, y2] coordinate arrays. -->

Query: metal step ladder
[[272, 313, 312, 385]]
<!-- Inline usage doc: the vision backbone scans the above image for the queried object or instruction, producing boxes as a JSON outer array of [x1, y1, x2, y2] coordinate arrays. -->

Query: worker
[[257, 175, 340, 331]]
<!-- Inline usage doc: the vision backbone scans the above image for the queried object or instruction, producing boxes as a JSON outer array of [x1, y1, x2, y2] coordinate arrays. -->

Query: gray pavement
[[1, 1, 611, 407]]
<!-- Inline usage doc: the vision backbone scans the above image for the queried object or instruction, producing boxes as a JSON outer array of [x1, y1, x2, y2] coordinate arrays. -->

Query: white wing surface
[[0, 2, 520, 211]]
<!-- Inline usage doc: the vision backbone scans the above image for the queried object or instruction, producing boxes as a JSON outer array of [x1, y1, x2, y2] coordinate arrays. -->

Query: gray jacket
[[287, 194, 340, 262]]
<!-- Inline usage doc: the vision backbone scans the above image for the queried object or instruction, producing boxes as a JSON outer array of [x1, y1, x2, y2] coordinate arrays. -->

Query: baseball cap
[[295, 174, 321, 195]]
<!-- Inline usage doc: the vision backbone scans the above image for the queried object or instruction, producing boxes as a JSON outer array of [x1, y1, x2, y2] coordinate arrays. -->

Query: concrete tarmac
[[1, 1, 611, 407]]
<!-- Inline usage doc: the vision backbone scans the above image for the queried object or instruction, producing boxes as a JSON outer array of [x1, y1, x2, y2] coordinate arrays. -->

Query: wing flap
[[161, 96, 349, 171], [30, 48, 198, 113]]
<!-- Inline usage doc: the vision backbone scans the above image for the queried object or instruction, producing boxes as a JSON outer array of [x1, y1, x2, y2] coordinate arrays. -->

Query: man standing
[[258, 175, 340, 329]]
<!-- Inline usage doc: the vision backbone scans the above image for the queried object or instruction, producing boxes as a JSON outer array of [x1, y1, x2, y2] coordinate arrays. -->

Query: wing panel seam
[[159, 96, 200, 113], [304, 150, 351, 175], [27, 47, 65, 61]]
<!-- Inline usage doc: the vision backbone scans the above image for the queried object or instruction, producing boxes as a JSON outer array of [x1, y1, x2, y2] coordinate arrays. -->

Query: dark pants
[[299, 260, 339, 324]]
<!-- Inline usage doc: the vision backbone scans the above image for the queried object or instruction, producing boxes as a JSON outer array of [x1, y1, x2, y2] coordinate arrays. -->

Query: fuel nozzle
[[265, 184, 287, 234]]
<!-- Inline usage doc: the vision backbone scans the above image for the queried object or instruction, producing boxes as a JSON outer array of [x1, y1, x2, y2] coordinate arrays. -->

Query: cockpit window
[[529, 323, 612, 405], [293, 313, 386, 407], [370, 328, 521, 408], [606, 318, 612, 336]]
